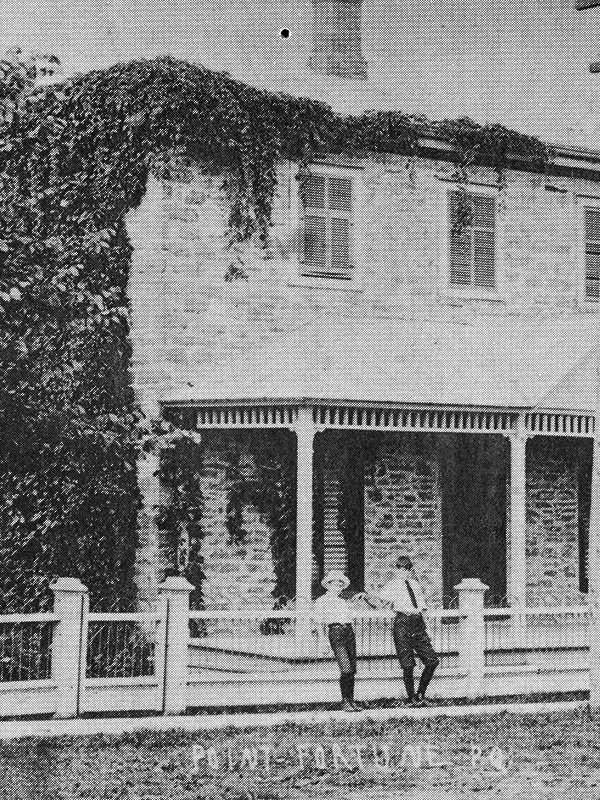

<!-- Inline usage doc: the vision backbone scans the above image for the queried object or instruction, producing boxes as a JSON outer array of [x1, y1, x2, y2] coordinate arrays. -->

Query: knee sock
[[417, 663, 437, 697], [402, 668, 415, 700], [348, 673, 355, 701], [340, 674, 353, 700]]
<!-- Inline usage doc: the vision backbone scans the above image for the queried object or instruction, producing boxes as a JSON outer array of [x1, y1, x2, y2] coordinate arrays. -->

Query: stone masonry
[[197, 440, 277, 608], [363, 435, 443, 606], [125, 151, 597, 606], [526, 438, 587, 606]]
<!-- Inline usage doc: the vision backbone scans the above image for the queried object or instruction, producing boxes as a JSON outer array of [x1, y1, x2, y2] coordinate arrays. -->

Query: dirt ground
[[0, 707, 599, 799]]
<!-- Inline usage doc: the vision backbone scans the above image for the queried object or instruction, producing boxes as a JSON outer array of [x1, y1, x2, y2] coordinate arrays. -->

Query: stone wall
[[125, 156, 600, 428], [363, 435, 443, 606], [135, 434, 280, 609], [196, 439, 278, 608], [525, 438, 587, 606]]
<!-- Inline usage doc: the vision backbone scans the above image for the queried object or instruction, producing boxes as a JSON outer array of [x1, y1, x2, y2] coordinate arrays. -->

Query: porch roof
[[162, 311, 599, 413]]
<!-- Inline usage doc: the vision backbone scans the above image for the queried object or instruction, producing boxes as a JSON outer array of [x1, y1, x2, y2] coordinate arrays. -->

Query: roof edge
[[416, 134, 600, 174], [161, 397, 594, 415]]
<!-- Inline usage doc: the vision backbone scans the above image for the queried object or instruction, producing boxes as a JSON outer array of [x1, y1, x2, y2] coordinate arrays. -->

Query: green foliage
[[0, 53, 551, 610], [246, 431, 297, 606], [224, 439, 250, 547], [155, 429, 205, 609], [438, 117, 549, 189], [206, 432, 297, 606]]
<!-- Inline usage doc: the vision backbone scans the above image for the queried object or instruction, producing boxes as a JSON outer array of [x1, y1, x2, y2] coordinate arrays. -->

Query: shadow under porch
[[313, 430, 511, 609], [156, 419, 592, 614], [314, 431, 591, 609]]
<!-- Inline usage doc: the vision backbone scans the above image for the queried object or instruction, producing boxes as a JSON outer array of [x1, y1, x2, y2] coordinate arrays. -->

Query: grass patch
[[1, 706, 599, 799]]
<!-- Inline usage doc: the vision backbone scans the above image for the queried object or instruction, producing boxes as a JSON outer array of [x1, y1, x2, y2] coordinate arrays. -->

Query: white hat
[[321, 570, 350, 589]]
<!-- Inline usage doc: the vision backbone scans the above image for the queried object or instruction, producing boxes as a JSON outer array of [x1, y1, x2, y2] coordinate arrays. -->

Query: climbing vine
[[224, 438, 251, 547], [247, 431, 297, 607], [155, 427, 205, 609], [0, 53, 551, 609], [216, 432, 297, 606]]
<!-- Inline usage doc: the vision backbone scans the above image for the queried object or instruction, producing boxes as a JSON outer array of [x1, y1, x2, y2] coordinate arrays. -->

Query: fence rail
[[484, 606, 590, 670], [188, 609, 464, 677], [0, 577, 596, 718]]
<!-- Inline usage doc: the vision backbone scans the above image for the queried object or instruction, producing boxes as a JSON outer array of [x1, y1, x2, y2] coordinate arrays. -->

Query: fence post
[[455, 578, 488, 700], [591, 609, 600, 709], [158, 575, 193, 715], [50, 577, 89, 719], [588, 430, 600, 709]]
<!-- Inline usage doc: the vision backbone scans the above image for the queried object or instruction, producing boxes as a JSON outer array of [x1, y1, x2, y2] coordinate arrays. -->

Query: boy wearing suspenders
[[366, 555, 439, 707]]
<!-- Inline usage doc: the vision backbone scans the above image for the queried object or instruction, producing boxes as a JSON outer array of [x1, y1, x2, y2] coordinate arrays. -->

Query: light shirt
[[377, 571, 427, 614], [312, 592, 354, 624]]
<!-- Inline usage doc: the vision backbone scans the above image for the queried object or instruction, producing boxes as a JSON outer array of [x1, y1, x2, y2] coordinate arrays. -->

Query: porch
[[160, 401, 594, 616]]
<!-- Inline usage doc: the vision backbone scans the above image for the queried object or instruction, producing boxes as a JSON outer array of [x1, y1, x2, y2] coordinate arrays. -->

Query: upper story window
[[447, 190, 496, 290], [300, 173, 353, 280], [584, 206, 600, 302]]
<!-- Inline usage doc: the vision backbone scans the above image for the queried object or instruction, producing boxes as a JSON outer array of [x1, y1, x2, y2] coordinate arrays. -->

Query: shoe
[[341, 699, 360, 712], [350, 700, 362, 711], [413, 693, 432, 707]]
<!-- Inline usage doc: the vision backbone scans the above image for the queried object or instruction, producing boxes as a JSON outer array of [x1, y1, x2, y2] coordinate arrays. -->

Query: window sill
[[288, 275, 364, 292], [445, 286, 505, 302], [577, 298, 600, 310]]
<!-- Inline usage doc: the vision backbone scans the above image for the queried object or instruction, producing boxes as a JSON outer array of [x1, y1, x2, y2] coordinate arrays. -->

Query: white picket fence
[[0, 576, 593, 718]]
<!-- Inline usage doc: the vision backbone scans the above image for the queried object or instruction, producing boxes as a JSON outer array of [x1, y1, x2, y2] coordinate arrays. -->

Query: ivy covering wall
[[0, 53, 551, 609]]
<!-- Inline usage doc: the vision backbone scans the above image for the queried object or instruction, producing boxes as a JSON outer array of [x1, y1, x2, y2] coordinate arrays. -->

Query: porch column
[[590, 427, 600, 708], [508, 429, 528, 607], [295, 406, 316, 641]]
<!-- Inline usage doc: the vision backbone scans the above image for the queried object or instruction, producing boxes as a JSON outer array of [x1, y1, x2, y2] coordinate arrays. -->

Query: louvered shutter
[[322, 473, 348, 574], [301, 174, 353, 279], [585, 207, 600, 301], [448, 191, 496, 289], [304, 216, 327, 272]]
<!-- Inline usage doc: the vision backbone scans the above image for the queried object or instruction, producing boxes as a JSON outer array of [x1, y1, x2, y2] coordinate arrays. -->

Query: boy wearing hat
[[312, 569, 362, 712], [366, 555, 439, 707]]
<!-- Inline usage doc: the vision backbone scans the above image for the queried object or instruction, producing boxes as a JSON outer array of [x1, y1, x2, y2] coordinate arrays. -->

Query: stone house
[[122, 0, 599, 614]]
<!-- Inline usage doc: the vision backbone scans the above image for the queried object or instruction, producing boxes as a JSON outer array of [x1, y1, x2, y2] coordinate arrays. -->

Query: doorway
[[439, 434, 509, 605]]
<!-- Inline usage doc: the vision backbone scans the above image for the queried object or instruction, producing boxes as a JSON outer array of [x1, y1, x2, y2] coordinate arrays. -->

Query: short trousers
[[392, 612, 440, 671], [328, 623, 357, 675]]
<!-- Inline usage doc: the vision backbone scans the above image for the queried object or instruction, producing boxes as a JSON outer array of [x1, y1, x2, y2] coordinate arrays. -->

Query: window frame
[[577, 196, 600, 307], [441, 183, 504, 300], [288, 163, 363, 291]]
